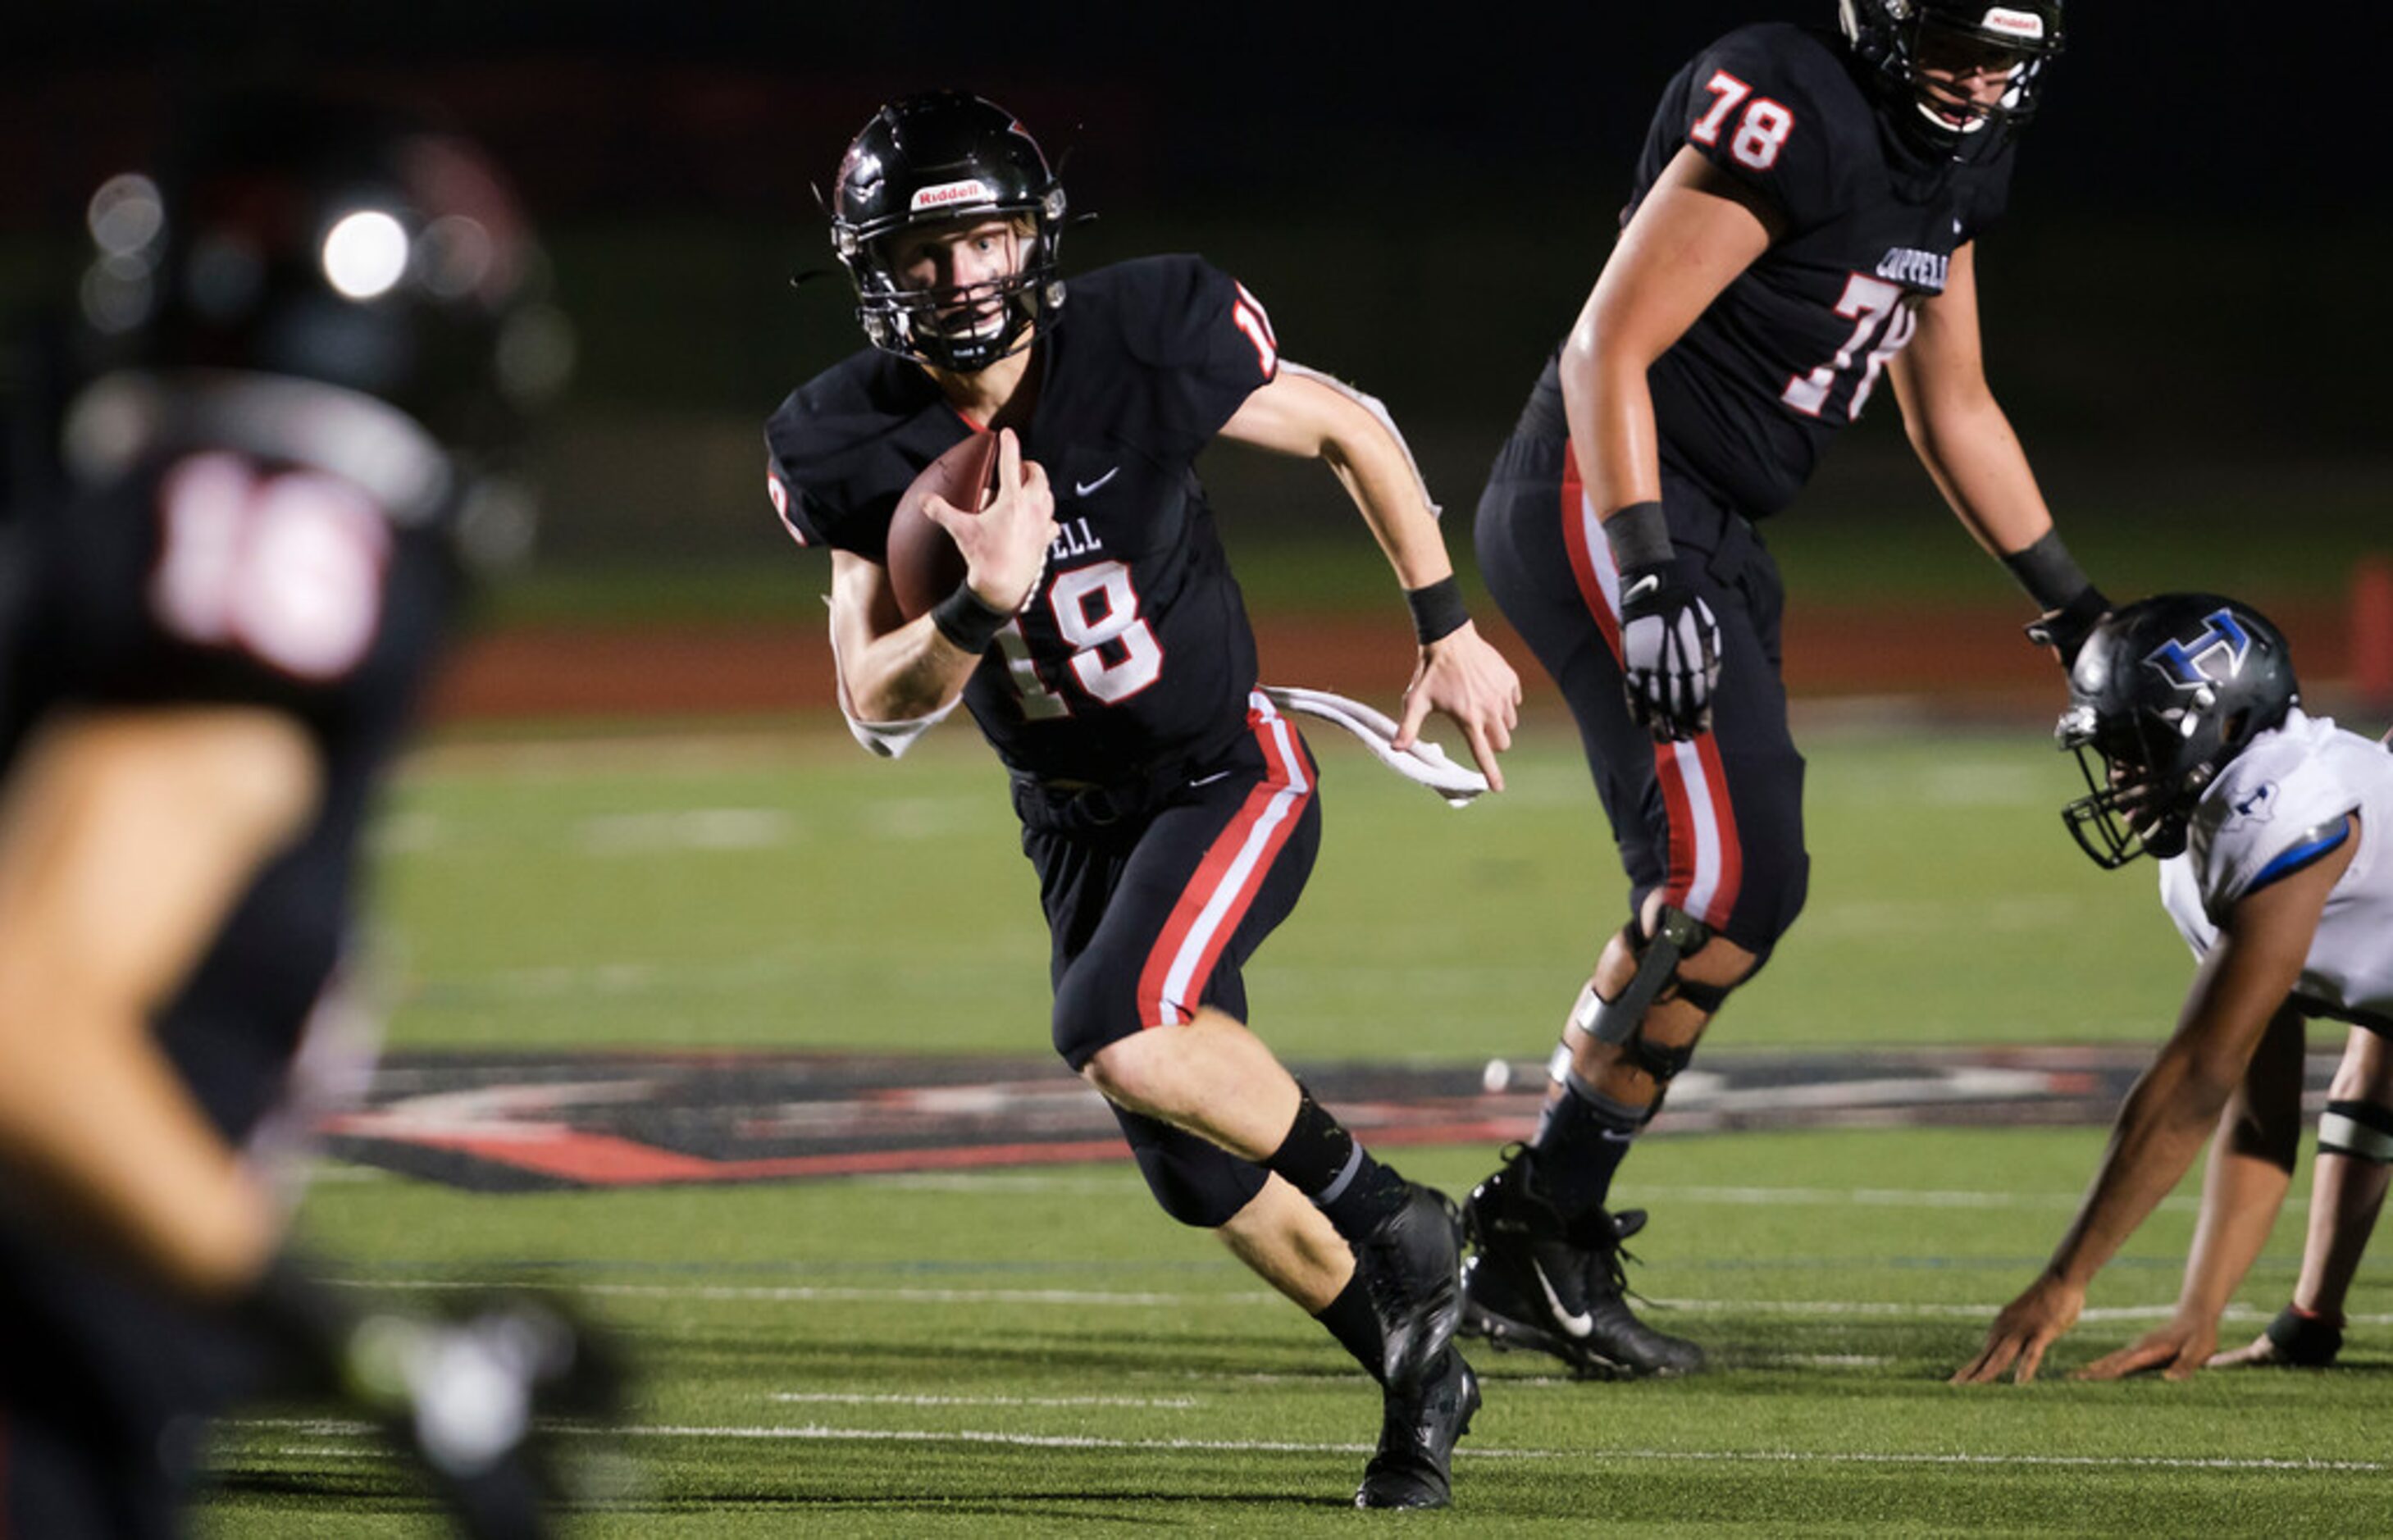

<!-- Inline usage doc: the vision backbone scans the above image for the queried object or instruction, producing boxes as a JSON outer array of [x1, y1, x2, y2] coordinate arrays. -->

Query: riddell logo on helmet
[[910, 179, 996, 212], [1979, 7, 2045, 39]]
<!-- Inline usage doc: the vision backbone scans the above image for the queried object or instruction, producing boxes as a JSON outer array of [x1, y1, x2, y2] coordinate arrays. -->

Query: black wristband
[[1600, 499, 1674, 571], [930, 583, 1012, 654], [1403, 575, 1470, 645], [2000, 528, 2097, 613]]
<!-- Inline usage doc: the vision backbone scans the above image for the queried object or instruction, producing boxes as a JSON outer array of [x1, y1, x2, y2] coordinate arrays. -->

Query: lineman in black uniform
[[1461, 0, 2107, 1378], [0, 98, 607, 1535], [767, 93, 1521, 1509]]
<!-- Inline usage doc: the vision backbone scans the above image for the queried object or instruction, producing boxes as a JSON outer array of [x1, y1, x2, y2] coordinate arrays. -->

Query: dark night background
[[2, 2, 2382, 584]]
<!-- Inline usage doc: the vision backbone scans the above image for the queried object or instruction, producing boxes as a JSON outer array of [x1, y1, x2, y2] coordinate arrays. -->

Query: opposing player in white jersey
[[1955, 594, 2393, 1383]]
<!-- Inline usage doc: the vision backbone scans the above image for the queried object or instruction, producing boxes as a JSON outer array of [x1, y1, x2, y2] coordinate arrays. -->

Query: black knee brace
[[1570, 908, 1736, 1093], [1620, 1027, 1698, 1085]]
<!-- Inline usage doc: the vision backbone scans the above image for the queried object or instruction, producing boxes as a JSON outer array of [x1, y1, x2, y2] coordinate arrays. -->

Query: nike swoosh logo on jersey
[[1189, 768, 1236, 787], [1532, 1257, 1595, 1338], [1074, 467, 1120, 497]]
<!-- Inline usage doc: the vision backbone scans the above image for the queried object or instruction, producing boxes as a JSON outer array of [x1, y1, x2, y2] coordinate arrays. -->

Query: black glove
[[246, 1259, 626, 1538], [2023, 585, 2110, 669], [1617, 561, 1721, 741]]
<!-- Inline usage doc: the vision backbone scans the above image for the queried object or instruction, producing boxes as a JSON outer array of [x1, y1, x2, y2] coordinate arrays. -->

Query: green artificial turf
[[190, 721, 2391, 1534], [369, 722, 2186, 1058], [208, 1129, 2391, 1535]]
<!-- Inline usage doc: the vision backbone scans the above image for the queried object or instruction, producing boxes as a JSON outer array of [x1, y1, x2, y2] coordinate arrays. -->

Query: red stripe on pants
[[1135, 699, 1311, 1027]]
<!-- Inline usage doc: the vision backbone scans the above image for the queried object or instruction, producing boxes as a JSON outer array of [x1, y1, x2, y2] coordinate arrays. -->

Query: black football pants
[[1475, 435, 1808, 956]]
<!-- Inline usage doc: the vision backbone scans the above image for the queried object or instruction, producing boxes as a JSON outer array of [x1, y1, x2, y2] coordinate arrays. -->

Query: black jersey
[[1514, 23, 2016, 517], [767, 254, 1279, 784], [0, 445, 456, 1140]]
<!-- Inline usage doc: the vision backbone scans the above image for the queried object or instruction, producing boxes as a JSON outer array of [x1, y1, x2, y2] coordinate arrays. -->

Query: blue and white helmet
[[2057, 594, 2300, 868]]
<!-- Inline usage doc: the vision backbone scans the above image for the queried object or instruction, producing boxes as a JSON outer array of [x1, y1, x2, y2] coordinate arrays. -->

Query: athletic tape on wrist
[[2000, 528, 2096, 613], [1403, 575, 1470, 645], [1601, 499, 1673, 571], [930, 583, 1012, 654]]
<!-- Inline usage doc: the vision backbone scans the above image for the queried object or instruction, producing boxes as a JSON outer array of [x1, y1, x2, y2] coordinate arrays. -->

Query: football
[[886, 431, 1002, 621]]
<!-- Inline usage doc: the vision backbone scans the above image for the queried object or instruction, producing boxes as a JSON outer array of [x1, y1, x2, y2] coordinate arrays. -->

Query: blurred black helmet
[[2057, 594, 2300, 868], [829, 92, 1066, 374], [71, 93, 568, 505], [1839, 0, 2064, 156]]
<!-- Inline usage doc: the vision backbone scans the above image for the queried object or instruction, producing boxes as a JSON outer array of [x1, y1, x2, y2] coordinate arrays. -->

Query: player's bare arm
[[1886, 243, 2053, 557], [828, 428, 1058, 722], [1218, 367, 1522, 789], [1563, 146, 1779, 521], [1561, 148, 1776, 742], [1889, 244, 2106, 659], [2076, 1004, 2306, 1381], [1955, 823, 2356, 1383], [0, 707, 320, 1299]]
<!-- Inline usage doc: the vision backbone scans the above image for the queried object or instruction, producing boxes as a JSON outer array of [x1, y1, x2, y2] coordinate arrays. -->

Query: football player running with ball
[[764, 93, 1521, 1508], [1957, 597, 2393, 1383], [1460, 0, 2102, 1379]]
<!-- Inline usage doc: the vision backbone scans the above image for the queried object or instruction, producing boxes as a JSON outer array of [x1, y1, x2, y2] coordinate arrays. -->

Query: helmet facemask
[[1841, 1, 2064, 161], [838, 198, 1065, 375], [2058, 700, 2203, 868], [1908, 21, 2047, 140], [2055, 598, 2300, 871]]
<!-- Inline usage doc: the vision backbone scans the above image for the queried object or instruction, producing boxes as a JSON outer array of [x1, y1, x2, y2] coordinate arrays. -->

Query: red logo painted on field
[[316, 1049, 2181, 1192]]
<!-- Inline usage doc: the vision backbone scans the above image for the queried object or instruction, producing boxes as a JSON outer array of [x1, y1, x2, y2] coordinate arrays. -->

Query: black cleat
[[1460, 1152, 1705, 1380], [1355, 1346, 1480, 1510], [1352, 1179, 1466, 1390]]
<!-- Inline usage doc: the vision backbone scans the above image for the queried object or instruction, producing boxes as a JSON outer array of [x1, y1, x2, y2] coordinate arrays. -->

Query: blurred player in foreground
[[1460, 0, 2099, 1379], [0, 95, 609, 1533], [765, 93, 1520, 1507], [1956, 595, 2392, 1383]]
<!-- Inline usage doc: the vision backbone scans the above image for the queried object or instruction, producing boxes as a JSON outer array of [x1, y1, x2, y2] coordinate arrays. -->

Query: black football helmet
[[1839, 0, 2064, 155], [70, 93, 567, 522], [829, 92, 1066, 374], [2056, 595, 2301, 869]]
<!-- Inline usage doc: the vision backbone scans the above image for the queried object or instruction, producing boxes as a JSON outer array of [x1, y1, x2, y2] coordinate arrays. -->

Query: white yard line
[[769, 1392, 1201, 1410], [221, 1419, 2393, 1474], [331, 1278, 1282, 1307], [832, 1172, 2231, 1215], [1650, 1298, 2382, 1325], [327, 1276, 2393, 1328]]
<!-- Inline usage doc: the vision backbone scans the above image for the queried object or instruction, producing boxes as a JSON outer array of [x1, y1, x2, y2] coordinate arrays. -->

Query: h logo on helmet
[[2145, 608, 2252, 690]]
